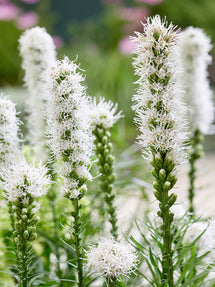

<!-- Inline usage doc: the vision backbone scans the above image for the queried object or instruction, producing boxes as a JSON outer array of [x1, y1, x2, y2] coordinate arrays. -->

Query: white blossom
[[132, 15, 189, 165], [0, 94, 20, 168], [178, 27, 214, 135], [0, 158, 50, 202], [90, 97, 123, 129], [19, 26, 57, 160], [44, 56, 94, 198], [85, 237, 137, 278]]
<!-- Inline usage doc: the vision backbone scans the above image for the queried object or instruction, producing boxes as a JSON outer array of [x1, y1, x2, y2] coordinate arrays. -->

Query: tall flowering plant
[[18, 26, 66, 281], [132, 15, 189, 286], [1, 158, 50, 286], [178, 27, 214, 213], [90, 98, 122, 239], [44, 56, 94, 286]]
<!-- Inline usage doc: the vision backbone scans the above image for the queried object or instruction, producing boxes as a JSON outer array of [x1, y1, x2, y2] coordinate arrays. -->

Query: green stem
[[71, 198, 83, 287], [94, 126, 118, 239], [152, 151, 177, 287], [46, 162, 64, 286], [188, 159, 195, 214], [50, 197, 64, 287], [105, 277, 117, 287], [173, 231, 185, 285], [160, 188, 174, 286], [188, 129, 204, 214]]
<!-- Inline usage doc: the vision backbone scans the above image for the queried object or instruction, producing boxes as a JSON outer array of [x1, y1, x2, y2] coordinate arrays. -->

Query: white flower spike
[[44, 56, 94, 198], [178, 26, 214, 135], [0, 94, 20, 168], [132, 15, 189, 165], [1, 158, 50, 203], [90, 97, 123, 129], [19, 26, 57, 160]]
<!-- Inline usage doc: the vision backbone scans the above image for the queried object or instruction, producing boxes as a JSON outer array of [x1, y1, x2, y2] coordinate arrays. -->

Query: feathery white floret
[[19, 26, 57, 160], [0, 158, 50, 202], [132, 15, 189, 164], [178, 27, 214, 135], [0, 94, 20, 167], [85, 237, 137, 278], [90, 97, 123, 129], [44, 56, 94, 198]]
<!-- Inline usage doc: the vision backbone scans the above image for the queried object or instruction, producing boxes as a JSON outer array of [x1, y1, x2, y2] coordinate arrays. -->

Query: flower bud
[[23, 230, 29, 240]]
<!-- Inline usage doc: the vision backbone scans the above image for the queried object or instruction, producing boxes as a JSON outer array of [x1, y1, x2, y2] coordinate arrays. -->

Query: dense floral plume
[[0, 158, 50, 203], [178, 27, 214, 135], [0, 94, 20, 168], [19, 26, 57, 160], [85, 237, 137, 278], [44, 56, 94, 198], [132, 15, 189, 165], [90, 97, 123, 129]]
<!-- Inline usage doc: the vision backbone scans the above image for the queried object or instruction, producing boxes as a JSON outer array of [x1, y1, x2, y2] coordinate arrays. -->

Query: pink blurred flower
[[53, 35, 64, 49], [21, 0, 39, 3], [0, 0, 9, 4], [0, 3, 19, 20], [16, 11, 38, 29], [118, 7, 150, 33], [118, 36, 136, 54], [136, 0, 164, 4]]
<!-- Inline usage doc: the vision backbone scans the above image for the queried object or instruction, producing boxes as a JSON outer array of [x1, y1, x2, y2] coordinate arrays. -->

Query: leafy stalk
[[71, 197, 84, 287], [188, 129, 204, 214], [11, 195, 39, 286], [46, 162, 64, 287], [151, 151, 177, 287], [93, 126, 118, 239]]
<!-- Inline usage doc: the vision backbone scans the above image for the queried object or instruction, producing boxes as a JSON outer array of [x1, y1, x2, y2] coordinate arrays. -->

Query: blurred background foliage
[[1, 0, 215, 137]]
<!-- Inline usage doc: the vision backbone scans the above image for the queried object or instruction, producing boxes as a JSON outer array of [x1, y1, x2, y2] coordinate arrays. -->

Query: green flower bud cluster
[[188, 129, 204, 214], [93, 125, 118, 239], [11, 196, 39, 285], [151, 151, 177, 285]]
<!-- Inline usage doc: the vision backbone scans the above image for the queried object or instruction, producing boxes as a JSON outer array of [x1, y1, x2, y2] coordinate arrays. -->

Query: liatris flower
[[0, 94, 20, 168], [132, 16, 188, 165], [178, 27, 214, 136], [178, 27, 214, 213], [0, 158, 50, 286], [45, 56, 94, 199], [19, 26, 56, 161], [132, 15, 189, 286], [90, 97, 123, 130], [44, 56, 94, 287], [1, 158, 50, 202], [86, 237, 137, 281], [90, 98, 122, 239]]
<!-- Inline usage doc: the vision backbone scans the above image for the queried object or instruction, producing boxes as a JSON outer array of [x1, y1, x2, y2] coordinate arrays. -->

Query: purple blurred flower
[[16, 11, 38, 29], [118, 36, 136, 54], [53, 35, 64, 49], [136, 0, 164, 4], [0, 3, 19, 20], [21, 0, 39, 3]]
